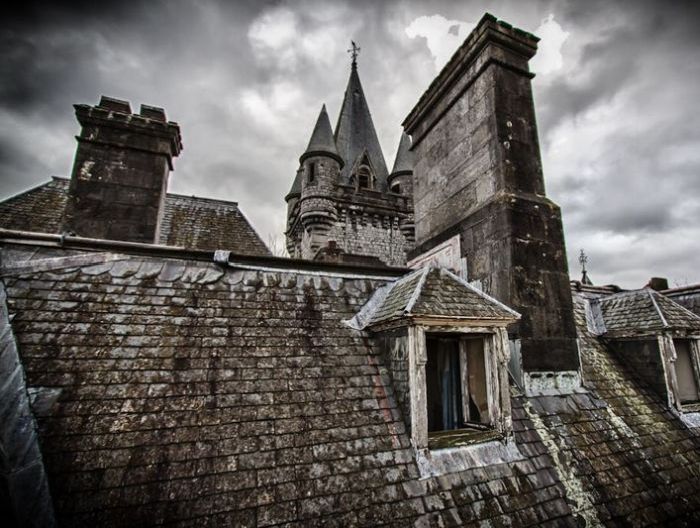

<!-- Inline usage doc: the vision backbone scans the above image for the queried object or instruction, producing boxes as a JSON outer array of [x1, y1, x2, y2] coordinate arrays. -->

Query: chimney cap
[[98, 96, 132, 114], [140, 104, 167, 122], [647, 277, 669, 291]]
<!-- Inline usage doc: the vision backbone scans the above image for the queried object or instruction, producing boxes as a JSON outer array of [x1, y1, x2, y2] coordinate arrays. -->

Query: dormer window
[[349, 267, 520, 452], [425, 333, 501, 448], [673, 339, 700, 405], [588, 289, 700, 418]]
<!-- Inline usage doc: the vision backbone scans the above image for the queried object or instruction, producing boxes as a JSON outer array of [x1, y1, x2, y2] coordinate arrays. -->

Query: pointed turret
[[390, 132, 413, 177], [300, 104, 343, 166], [334, 59, 388, 190], [388, 131, 414, 197]]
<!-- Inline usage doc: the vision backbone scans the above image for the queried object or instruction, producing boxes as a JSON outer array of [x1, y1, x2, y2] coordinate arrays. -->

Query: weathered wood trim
[[408, 325, 428, 449], [459, 339, 470, 423], [497, 327, 513, 436], [659, 334, 681, 411]]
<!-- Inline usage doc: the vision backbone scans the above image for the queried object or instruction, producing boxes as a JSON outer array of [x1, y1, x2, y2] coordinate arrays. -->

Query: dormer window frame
[[406, 322, 513, 450], [663, 335, 700, 412]]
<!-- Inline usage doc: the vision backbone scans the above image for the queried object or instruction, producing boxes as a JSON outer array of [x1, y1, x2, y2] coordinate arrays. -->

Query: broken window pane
[[426, 335, 490, 433], [464, 338, 490, 425], [674, 339, 700, 404]]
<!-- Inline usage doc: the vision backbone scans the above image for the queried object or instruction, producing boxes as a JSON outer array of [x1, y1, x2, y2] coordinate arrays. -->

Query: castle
[[2, 13, 700, 528], [284, 49, 415, 266]]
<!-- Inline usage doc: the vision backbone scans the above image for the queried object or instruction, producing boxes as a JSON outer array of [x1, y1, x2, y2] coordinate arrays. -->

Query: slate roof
[[356, 267, 519, 328], [0, 178, 270, 256], [389, 132, 413, 177], [334, 65, 389, 189], [597, 288, 700, 337], [300, 105, 342, 165], [0, 177, 69, 235], [4, 239, 700, 526], [664, 284, 700, 317]]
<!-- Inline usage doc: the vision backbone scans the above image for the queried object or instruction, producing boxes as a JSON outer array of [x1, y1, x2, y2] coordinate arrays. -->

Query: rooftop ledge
[[0, 228, 408, 279]]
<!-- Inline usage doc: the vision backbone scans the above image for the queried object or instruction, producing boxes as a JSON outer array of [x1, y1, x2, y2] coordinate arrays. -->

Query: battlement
[[75, 96, 183, 163]]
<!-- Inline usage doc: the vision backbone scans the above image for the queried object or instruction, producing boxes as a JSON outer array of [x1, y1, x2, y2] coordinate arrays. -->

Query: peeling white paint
[[523, 370, 583, 396], [414, 439, 524, 479]]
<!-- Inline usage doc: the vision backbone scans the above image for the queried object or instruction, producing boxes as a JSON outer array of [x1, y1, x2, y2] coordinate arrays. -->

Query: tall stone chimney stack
[[404, 14, 580, 389], [63, 96, 182, 243]]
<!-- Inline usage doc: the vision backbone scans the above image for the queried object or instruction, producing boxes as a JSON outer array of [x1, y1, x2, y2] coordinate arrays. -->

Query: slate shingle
[[367, 267, 518, 326], [0, 178, 270, 255], [4, 244, 700, 526], [599, 288, 700, 337]]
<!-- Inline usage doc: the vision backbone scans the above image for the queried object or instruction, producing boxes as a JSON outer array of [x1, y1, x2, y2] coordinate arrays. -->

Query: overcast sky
[[1, 0, 698, 288]]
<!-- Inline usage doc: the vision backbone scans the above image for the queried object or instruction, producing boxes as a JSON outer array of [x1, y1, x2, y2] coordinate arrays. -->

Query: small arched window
[[357, 165, 371, 190], [391, 183, 401, 194]]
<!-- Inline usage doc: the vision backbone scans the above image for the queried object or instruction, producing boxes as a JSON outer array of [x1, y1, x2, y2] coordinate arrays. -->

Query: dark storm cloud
[[0, 0, 698, 288]]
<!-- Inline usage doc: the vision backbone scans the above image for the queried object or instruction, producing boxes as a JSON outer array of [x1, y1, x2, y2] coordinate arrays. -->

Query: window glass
[[464, 338, 490, 424], [426, 337, 463, 432], [426, 335, 490, 433], [674, 339, 700, 404]]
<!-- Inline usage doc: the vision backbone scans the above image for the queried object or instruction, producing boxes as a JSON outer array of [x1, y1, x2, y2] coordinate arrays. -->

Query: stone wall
[[404, 15, 579, 373], [327, 211, 408, 267], [63, 97, 182, 244]]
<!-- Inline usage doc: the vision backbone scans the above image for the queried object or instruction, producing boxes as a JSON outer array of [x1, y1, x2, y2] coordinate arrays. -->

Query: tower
[[285, 50, 415, 266], [297, 105, 343, 258], [403, 14, 580, 390]]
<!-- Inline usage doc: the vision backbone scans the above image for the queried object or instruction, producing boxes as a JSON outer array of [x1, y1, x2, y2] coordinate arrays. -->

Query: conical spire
[[334, 60, 388, 189], [300, 104, 342, 165], [390, 132, 413, 176]]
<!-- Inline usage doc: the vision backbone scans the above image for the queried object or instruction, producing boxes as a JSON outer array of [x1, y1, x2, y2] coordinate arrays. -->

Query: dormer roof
[[350, 266, 520, 330], [592, 288, 700, 337]]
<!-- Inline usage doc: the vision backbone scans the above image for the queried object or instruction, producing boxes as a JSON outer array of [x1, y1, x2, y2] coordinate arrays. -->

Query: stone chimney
[[63, 96, 183, 243], [403, 14, 580, 390]]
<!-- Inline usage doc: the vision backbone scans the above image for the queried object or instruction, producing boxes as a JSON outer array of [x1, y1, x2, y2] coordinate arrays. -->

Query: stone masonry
[[403, 14, 579, 375], [63, 96, 183, 244]]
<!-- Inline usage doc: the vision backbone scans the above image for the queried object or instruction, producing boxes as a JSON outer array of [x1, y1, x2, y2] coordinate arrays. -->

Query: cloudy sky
[[1, 0, 698, 288]]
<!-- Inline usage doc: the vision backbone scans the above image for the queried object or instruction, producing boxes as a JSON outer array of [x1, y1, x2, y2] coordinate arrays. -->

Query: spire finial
[[347, 41, 360, 69], [579, 249, 592, 285]]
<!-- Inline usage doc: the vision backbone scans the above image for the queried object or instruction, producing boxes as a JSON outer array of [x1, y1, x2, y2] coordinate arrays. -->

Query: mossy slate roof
[[4, 243, 700, 526], [599, 288, 700, 337], [367, 267, 519, 326], [0, 177, 270, 256]]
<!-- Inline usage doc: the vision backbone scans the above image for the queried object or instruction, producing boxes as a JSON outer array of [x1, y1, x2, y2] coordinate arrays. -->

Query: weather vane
[[579, 249, 592, 285], [348, 41, 361, 68]]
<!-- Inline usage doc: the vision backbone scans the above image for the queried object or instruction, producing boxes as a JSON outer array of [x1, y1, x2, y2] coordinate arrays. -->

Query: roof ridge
[[647, 288, 668, 328], [404, 266, 430, 314], [652, 289, 700, 324], [165, 193, 239, 208]]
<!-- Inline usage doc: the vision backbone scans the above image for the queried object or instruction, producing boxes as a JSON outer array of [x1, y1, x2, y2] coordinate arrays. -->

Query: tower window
[[391, 183, 401, 194], [308, 162, 316, 184]]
